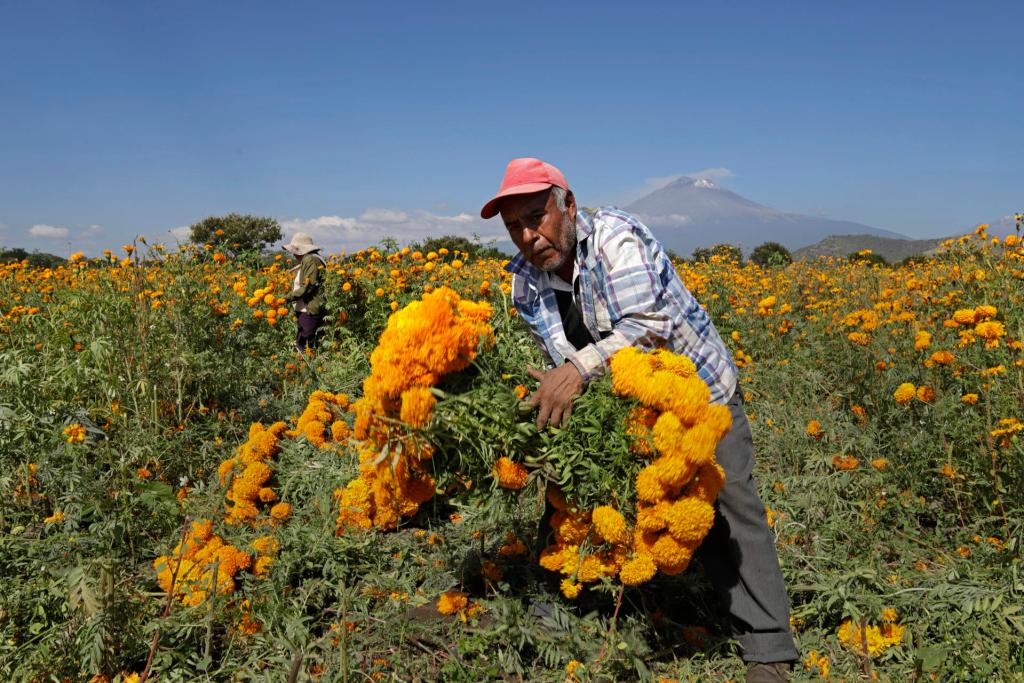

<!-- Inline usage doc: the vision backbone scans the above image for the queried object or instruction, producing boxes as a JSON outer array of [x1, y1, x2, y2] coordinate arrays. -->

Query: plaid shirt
[[505, 207, 738, 404]]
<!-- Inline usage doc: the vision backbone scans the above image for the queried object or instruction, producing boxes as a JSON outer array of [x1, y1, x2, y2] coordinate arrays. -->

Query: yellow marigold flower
[[803, 650, 830, 679], [619, 552, 657, 586], [269, 502, 292, 521], [893, 383, 916, 405], [436, 590, 468, 615], [914, 330, 932, 350], [493, 456, 529, 490], [974, 304, 997, 319], [975, 320, 1005, 340], [636, 465, 669, 503], [806, 420, 822, 438], [961, 393, 979, 405], [939, 462, 957, 479], [63, 423, 87, 443], [930, 350, 954, 365], [636, 503, 668, 533], [560, 578, 583, 599], [664, 496, 715, 545], [847, 331, 870, 346], [871, 458, 889, 470], [650, 533, 695, 572], [837, 618, 905, 657], [952, 308, 977, 325], [916, 385, 935, 402], [592, 505, 629, 545], [44, 510, 65, 524]]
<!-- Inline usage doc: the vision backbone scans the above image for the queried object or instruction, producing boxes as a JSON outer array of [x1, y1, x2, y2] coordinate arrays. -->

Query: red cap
[[480, 157, 569, 219]]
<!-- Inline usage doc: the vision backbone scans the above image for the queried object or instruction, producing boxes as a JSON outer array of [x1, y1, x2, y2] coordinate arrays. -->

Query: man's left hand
[[527, 363, 583, 430]]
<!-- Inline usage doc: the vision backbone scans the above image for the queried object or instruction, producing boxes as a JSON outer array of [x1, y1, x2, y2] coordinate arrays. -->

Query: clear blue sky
[[1, 1, 1020, 254]]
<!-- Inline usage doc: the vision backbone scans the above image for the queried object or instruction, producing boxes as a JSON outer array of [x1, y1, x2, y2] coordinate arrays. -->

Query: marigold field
[[1, 227, 1022, 682]]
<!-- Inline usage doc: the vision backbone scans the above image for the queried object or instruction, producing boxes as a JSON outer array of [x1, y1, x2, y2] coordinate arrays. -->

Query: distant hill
[[623, 177, 907, 256], [793, 234, 948, 262]]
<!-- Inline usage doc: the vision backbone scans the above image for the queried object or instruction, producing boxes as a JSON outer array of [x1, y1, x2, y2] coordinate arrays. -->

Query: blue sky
[[1, 1, 1020, 254]]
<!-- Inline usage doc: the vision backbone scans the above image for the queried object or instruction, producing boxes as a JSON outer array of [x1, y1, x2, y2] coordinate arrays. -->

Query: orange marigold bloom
[[493, 456, 528, 490], [399, 386, 436, 428], [806, 420, 823, 438], [832, 454, 859, 470], [915, 385, 935, 403], [592, 505, 629, 546], [436, 590, 468, 614]]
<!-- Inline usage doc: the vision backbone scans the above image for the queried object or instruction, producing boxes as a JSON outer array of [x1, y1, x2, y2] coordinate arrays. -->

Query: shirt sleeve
[[566, 220, 674, 382]]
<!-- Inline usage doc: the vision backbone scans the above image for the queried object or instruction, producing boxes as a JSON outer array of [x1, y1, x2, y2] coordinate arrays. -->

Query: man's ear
[[565, 190, 577, 222]]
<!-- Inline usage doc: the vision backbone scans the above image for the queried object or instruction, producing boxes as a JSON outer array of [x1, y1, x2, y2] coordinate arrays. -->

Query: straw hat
[[283, 232, 321, 256]]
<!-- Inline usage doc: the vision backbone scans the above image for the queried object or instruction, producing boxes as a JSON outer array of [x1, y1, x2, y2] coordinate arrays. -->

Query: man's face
[[499, 188, 577, 273]]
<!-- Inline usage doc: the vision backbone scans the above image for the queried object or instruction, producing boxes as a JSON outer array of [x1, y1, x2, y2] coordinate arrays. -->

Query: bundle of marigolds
[[334, 287, 494, 533], [539, 348, 733, 598]]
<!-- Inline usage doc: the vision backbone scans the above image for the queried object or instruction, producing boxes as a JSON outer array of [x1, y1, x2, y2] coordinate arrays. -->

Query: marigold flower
[[961, 393, 979, 405], [592, 505, 629, 545], [493, 456, 529, 490], [915, 385, 935, 402], [837, 618, 905, 657], [806, 420, 822, 438], [63, 423, 87, 443], [893, 383, 916, 405], [832, 454, 859, 470], [44, 510, 65, 524], [269, 502, 292, 520], [559, 579, 583, 599], [436, 590, 468, 614]]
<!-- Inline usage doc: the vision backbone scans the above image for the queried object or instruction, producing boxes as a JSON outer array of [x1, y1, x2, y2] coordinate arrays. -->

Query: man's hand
[[527, 363, 583, 430]]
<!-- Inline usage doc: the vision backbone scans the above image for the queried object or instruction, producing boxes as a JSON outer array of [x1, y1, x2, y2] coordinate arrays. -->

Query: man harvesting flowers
[[481, 158, 798, 682]]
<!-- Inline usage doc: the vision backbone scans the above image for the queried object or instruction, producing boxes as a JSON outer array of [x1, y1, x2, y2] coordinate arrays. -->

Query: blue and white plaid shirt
[[505, 207, 738, 404]]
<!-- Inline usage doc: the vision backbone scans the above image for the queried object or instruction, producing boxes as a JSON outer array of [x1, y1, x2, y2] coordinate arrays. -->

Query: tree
[[711, 243, 744, 264], [750, 241, 792, 267], [0, 247, 65, 268], [409, 234, 507, 260], [188, 213, 282, 255], [691, 247, 712, 263], [848, 250, 888, 266]]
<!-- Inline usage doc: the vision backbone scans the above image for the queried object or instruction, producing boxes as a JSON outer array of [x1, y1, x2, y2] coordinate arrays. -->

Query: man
[[481, 158, 798, 683], [283, 232, 328, 352]]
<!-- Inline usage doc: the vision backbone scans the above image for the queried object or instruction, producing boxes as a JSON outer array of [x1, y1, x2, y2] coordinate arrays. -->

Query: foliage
[[188, 213, 283, 255], [0, 247, 66, 268], [409, 234, 508, 260], [848, 249, 889, 266], [750, 241, 793, 267]]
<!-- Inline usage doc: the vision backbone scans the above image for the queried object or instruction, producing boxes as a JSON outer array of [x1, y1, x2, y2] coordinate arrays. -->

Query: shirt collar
[[503, 209, 594, 276]]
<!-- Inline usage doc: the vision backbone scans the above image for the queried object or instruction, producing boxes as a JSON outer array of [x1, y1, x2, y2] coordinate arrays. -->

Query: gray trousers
[[696, 390, 798, 663]]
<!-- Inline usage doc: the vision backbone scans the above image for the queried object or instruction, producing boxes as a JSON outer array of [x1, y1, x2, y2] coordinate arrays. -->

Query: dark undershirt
[[553, 285, 599, 352]]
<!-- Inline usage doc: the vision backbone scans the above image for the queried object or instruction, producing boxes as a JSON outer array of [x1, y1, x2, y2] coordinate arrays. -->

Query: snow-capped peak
[[694, 178, 716, 189]]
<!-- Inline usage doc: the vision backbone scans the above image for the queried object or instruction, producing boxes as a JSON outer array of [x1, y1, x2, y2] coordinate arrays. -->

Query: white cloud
[[168, 225, 191, 241], [358, 208, 409, 223], [29, 224, 70, 239], [279, 209, 509, 253], [632, 212, 692, 227], [84, 224, 104, 237]]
